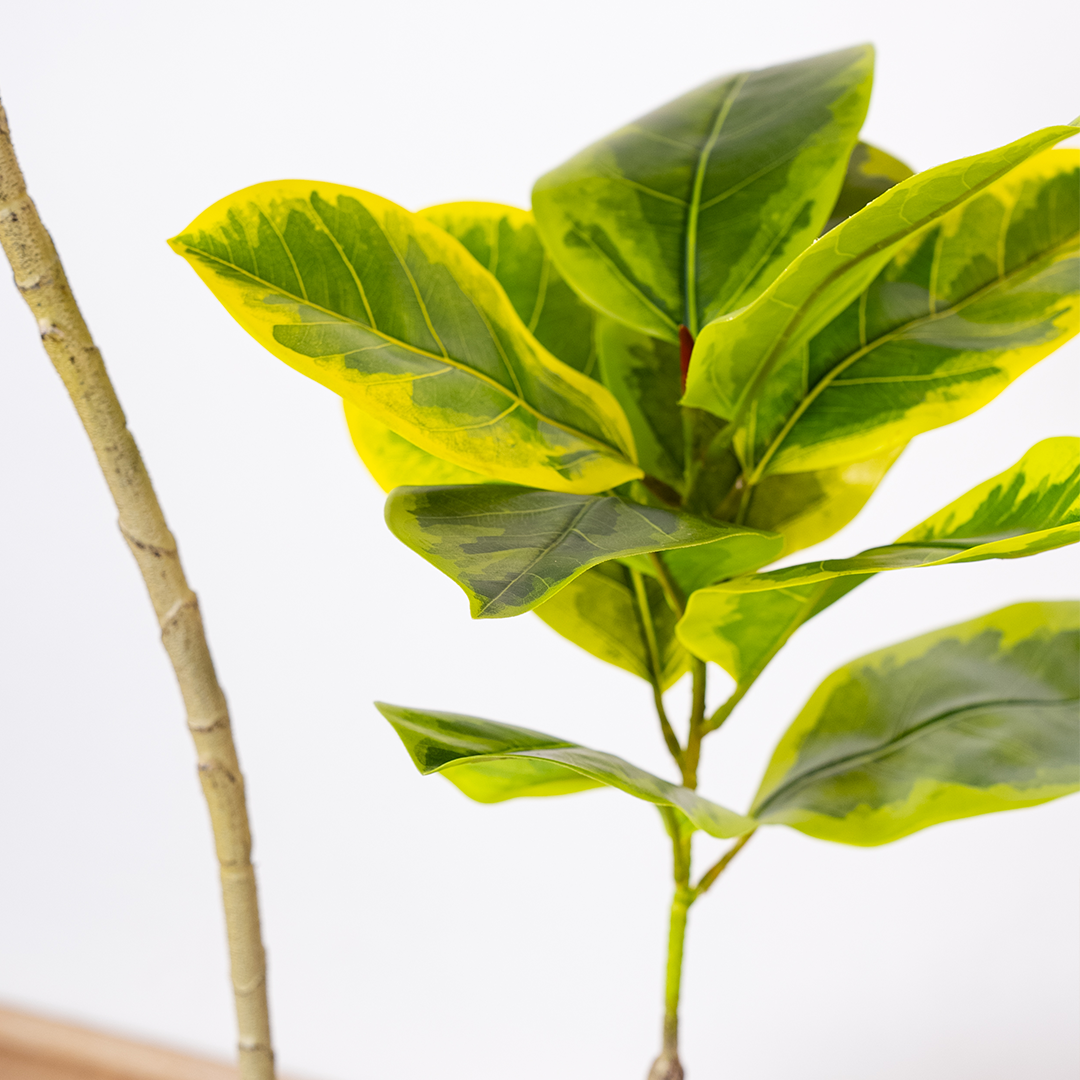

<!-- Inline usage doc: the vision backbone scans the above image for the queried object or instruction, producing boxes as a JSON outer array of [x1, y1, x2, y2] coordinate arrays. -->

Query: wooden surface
[[0, 1005, 245, 1080]]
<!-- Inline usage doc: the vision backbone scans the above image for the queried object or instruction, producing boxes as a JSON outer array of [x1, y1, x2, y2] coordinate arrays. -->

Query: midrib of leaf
[[182, 244, 631, 463], [754, 696, 1074, 816], [725, 131, 1068, 432], [742, 229, 1079, 484], [684, 74, 747, 336]]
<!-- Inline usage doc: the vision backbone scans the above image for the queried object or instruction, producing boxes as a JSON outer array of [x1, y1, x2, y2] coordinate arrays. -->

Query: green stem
[[682, 658, 707, 789], [693, 830, 755, 898]]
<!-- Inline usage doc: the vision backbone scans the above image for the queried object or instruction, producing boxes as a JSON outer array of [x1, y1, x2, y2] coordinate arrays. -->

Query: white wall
[[0, 2, 1076, 1078]]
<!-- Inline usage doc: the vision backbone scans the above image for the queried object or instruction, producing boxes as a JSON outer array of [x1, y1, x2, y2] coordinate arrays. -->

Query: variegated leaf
[[533, 46, 874, 339], [377, 703, 754, 837], [169, 182, 639, 493], [751, 602, 1080, 844]]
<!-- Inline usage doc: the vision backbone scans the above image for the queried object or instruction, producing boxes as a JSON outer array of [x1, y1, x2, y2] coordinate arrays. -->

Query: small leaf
[[751, 602, 1080, 845], [685, 139, 1080, 477], [533, 46, 874, 339], [376, 703, 755, 837], [678, 437, 1080, 683], [822, 141, 914, 234], [418, 201, 599, 376], [534, 562, 689, 689], [386, 483, 782, 618], [170, 182, 639, 493]]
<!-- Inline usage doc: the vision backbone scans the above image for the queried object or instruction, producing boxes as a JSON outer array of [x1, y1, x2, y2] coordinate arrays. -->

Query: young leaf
[[534, 562, 689, 689], [822, 141, 914, 233], [376, 703, 754, 837], [684, 138, 1080, 478], [678, 437, 1080, 683], [169, 182, 640, 494], [751, 602, 1080, 845], [385, 483, 782, 618], [532, 45, 874, 339], [345, 402, 490, 490], [418, 201, 599, 376]]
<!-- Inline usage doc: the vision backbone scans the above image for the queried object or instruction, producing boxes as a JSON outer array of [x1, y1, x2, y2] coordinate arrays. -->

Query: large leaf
[[169, 182, 639, 493], [532, 46, 874, 340], [386, 484, 782, 618], [418, 201, 599, 376], [684, 136, 1080, 478], [678, 437, 1080, 682], [822, 141, 914, 233], [751, 602, 1080, 845], [376, 703, 754, 837], [534, 562, 689, 689]]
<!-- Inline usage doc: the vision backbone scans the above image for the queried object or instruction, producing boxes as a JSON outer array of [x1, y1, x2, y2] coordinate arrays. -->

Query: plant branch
[[0, 99, 275, 1080], [692, 829, 755, 899], [648, 551, 685, 619], [681, 658, 707, 789]]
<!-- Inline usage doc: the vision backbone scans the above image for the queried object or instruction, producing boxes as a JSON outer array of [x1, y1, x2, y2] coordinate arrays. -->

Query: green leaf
[[169, 182, 640, 493], [418, 201, 599, 376], [345, 401, 489, 490], [385, 483, 782, 618], [822, 141, 915, 234], [534, 562, 689, 689], [376, 702, 755, 837], [678, 437, 1080, 682], [751, 601, 1080, 845], [684, 138, 1080, 479], [532, 45, 875, 340], [594, 316, 685, 489]]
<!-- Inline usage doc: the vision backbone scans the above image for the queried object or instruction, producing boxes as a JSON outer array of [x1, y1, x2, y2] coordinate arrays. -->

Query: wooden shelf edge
[[0, 1003, 305, 1080]]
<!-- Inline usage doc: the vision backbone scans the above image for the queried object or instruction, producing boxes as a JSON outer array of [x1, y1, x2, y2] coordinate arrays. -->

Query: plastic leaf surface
[[532, 46, 874, 339], [678, 438, 1080, 682], [418, 201, 599, 376], [534, 562, 689, 689], [385, 484, 782, 618], [376, 703, 755, 837], [751, 602, 1080, 845], [685, 137, 1080, 477], [169, 182, 639, 493]]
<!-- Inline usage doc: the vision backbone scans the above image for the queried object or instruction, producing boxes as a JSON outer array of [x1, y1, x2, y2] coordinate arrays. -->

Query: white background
[[0, 2, 1077, 1078]]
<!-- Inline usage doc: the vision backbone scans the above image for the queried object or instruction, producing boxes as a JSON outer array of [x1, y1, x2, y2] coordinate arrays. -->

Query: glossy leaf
[[418, 201, 599, 376], [345, 401, 489, 490], [534, 562, 689, 689], [169, 182, 639, 493], [594, 316, 685, 489], [377, 702, 754, 837], [385, 483, 781, 618], [678, 437, 1080, 682], [822, 141, 914, 233], [533, 46, 874, 340], [685, 138, 1080, 478], [751, 602, 1080, 845]]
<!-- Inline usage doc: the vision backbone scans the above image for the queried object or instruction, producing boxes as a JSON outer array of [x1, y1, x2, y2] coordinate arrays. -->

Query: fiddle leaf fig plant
[[169, 44, 1080, 1080]]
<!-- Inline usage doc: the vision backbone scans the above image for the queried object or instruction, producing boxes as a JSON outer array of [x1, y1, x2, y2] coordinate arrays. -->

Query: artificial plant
[[169, 45, 1079, 1078]]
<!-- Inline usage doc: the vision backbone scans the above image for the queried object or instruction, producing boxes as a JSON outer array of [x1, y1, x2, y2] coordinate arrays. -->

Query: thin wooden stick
[[0, 97, 275, 1080]]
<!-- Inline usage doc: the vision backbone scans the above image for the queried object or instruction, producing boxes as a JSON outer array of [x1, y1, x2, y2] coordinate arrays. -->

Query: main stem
[[0, 100, 275, 1078]]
